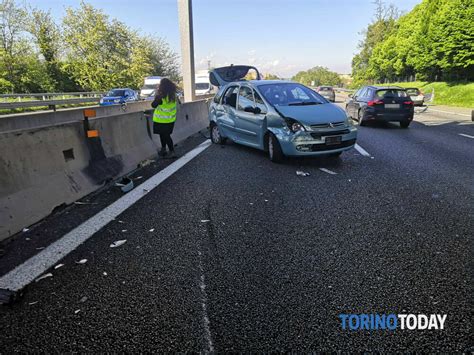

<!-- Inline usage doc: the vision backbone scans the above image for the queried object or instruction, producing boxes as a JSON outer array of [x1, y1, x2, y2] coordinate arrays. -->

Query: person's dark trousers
[[153, 122, 175, 153]]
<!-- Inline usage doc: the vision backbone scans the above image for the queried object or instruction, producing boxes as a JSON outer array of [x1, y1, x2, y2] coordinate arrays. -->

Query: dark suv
[[346, 86, 414, 128]]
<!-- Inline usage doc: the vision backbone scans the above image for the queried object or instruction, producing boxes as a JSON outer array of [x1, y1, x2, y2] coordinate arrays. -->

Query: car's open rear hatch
[[209, 65, 261, 87]]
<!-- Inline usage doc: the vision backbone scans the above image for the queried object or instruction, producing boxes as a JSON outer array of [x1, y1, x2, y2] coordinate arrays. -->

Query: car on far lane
[[208, 65, 357, 162], [99, 88, 138, 106], [345, 86, 414, 128], [405, 87, 425, 106], [316, 86, 336, 102]]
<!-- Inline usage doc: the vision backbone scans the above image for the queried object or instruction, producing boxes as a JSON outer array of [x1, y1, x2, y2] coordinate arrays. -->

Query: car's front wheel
[[210, 123, 226, 144], [268, 133, 283, 163]]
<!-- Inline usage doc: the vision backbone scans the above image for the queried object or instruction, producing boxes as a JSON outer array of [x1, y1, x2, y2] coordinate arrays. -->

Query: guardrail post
[[48, 104, 56, 112]]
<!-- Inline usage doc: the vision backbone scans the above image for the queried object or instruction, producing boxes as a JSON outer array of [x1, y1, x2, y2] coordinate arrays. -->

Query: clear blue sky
[[26, 0, 422, 78]]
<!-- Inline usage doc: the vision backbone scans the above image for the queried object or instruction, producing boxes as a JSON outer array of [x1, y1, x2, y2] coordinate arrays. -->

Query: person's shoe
[[167, 150, 177, 158], [158, 149, 167, 157]]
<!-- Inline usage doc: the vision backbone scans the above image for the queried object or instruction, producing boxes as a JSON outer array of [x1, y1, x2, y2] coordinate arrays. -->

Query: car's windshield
[[258, 83, 326, 106], [196, 83, 210, 90], [107, 89, 126, 97]]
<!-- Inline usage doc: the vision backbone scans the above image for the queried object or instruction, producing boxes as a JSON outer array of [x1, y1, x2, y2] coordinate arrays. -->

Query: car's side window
[[358, 88, 368, 100], [253, 90, 267, 114], [223, 86, 238, 108], [213, 88, 225, 104], [237, 86, 255, 111]]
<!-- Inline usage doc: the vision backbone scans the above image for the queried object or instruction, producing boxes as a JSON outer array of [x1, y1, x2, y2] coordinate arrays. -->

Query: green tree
[[292, 66, 342, 87]]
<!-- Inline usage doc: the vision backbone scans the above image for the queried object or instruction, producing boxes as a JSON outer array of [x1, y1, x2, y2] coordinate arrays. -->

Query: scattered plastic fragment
[[249, 203, 254, 205], [200, 220, 210, 223], [54, 264, 64, 269], [25, 238, 31, 241], [22, 228, 29, 232], [103, 272, 108, 276], [134, 176, 143, 180], [118, 220, 124, 224], [319, 168, 337, 175], [110, 240, 127, 248], [79, 296, 88, 303], [29, 301, 38, 306], [35, 273, 53, 282], [74, 309, 81, 314], [149, 228, 155, 232], [116, 177, 134, 193], [264, 199, 269, 202], [121, 229, 127, 233], [74, 201, 97, 205], [76, 259, 88, 264], [36, 247, 45, 250], [296, 170, 310, 177]]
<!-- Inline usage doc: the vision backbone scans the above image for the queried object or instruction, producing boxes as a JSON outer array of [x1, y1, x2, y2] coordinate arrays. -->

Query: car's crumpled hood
[[275, 103, 346, 125]]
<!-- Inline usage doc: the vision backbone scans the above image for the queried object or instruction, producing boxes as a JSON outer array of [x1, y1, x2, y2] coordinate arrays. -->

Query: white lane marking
[[354, 143, 371, 157], [197, 248, 214, 353], [0, 140, 212, 292], [458, 133, 474, 139], [319, 168, 337, 175], [429, 108, 471, 117]]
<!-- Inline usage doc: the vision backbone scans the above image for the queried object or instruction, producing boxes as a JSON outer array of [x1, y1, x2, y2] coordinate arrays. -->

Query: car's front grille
[[310, 129, 350, 138], [310, 121, 345, 129], [310, 139, 356, 151]]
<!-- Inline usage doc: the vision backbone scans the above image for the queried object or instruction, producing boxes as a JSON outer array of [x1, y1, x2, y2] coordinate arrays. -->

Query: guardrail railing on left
[[0, 92, 104, 111]]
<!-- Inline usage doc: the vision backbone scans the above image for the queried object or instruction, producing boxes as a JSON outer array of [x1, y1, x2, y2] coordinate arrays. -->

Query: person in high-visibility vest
[[151, 78, 180, 158]]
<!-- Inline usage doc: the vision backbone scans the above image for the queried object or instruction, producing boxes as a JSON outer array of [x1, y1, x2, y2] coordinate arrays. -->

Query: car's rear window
[[406, 88, 420, 95], [375, 89, 408, 98], [107, 90, 125, 96]]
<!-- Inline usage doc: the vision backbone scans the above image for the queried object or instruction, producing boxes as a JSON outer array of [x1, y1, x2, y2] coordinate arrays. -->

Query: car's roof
[[368, 86, 407, 90], [250, 80, 296, 86]]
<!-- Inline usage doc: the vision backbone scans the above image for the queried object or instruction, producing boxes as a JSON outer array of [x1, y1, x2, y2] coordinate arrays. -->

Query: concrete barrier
[[0, 99, 210, 242], [0, 101, 152, 133]]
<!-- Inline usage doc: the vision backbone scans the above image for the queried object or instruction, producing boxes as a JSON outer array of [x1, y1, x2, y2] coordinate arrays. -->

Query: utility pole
[[177, 0, 196, 102]]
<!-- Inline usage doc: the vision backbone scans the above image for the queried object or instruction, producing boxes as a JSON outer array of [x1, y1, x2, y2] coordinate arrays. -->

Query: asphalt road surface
[[0, 101, 472, 352]]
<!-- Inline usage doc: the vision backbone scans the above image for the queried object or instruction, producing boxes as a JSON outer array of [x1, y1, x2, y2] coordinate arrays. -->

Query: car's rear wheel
[[210, 123, 226, 144], [268, 133, 283, 163], [357, 109, 366, 126], [400, 121, 410, 128]]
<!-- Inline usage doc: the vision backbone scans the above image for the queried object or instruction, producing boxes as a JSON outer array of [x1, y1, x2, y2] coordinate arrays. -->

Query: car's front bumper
[[273, 126, 358, 156]]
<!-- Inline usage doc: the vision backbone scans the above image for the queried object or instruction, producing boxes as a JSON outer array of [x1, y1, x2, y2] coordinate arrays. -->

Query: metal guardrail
[[0, 92, 104, 111], [0, 97, 101, 110]]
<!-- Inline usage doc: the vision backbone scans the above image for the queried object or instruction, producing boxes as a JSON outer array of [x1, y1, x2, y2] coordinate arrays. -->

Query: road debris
[[76, 259, 88, 264], [116, 177, 134, 193], [25, 237, 31, 241], [54, 264, 64, 269], [149, 228, 155, 232], [110, 240, 127, 248], [103, 272, 108, 276], [118, 220, 124, 223], [296, 170, 310, 177], [79, 296, 88, 303], [22, 228, 29, 232], [36, 247, 45, 250], [319, 168, 338, 175], [35, 273, 53, 282], [74, 309, 81, 314], [28, 301, 39, 306], [121, 229, 127, 233], [138, 159, 154, 168], [73, 201, 98, 205], [200, 220, 210, 223], [134, 176, 143, 180]]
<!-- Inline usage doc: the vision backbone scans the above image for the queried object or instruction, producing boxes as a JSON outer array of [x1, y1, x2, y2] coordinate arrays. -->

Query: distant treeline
[[292, 67, 343, 87], [0, 0, 180, 94], [352, 0, 474, 87]]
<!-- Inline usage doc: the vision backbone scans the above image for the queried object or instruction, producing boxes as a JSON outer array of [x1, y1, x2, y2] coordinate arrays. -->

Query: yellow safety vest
[[153, 97, 177, 124]]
